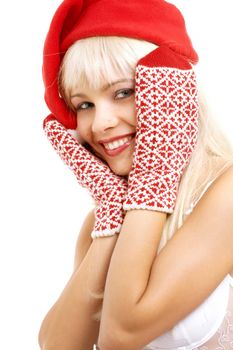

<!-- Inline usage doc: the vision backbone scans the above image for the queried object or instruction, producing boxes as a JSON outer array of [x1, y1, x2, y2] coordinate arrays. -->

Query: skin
[[38, 76, 138, 350], [38, 209, 119, 350], [59, 69, 233, 350], [70, 77, 137, 176], [69, 73, 233, 280]]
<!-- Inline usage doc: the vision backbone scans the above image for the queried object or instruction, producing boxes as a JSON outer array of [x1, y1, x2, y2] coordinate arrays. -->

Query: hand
[[123, 46, 199, 213], [44, 115, 128, 238]]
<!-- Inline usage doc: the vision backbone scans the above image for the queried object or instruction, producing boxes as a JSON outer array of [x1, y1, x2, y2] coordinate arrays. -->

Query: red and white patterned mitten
[[44, 116, 128, 238], [123, 46, 199, 213]]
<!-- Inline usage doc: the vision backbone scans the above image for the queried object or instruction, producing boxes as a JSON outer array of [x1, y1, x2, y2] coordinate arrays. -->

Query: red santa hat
[[43, 0, 199, 129]]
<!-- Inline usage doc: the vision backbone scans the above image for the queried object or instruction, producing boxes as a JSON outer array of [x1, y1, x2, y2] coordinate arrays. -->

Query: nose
[[91, 104, 119, 134]]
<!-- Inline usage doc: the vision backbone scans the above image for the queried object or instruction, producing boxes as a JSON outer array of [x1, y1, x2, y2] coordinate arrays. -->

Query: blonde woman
[[38, 1, 233, 349]]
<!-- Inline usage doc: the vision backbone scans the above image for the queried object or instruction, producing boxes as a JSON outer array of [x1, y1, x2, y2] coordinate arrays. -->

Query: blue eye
[[77, 102, 93, 111], [115, 89, 134, 99]]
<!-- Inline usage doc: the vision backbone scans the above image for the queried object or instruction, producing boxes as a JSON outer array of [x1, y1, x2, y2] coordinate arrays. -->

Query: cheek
[[127, 100, 137, 126], [122, 98, 137, 126], [77, 116, 91, 142]]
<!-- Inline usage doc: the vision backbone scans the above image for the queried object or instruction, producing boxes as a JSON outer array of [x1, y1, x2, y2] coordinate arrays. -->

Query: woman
[[39, 0, 233, 349]]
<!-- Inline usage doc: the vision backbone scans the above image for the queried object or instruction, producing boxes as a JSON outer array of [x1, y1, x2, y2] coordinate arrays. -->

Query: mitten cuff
[[138, 46, 192, 70], [91, 226, 121, 239], [123, 173, 180, 213], [91, 201, 127, 239]]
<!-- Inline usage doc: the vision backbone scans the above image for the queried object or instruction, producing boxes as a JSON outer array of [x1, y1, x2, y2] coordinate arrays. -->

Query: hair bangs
[[60, 37, 141, 104], [59, 36, 157, 108]]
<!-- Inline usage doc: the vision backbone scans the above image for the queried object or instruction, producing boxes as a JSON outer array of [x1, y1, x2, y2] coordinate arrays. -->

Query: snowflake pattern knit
[[123, 47, 199, 213], [44, 117, 128, 238]]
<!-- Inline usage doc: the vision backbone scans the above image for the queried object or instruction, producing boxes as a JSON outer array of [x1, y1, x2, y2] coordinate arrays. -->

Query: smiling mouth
[[101, 134, 135, 151], [100, 134, 135, 157], [84, 134, 136, 160]]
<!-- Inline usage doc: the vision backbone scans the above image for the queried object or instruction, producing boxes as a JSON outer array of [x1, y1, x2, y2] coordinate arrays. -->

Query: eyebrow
[[70, 78, 134, 99]]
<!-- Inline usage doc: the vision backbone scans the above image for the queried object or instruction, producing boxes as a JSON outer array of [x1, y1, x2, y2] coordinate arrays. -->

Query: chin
[[113, 168, 129, 176], [108, 159, 132, 177]]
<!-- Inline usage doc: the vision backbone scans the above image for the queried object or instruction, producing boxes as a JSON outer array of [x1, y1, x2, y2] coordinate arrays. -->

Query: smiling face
[[70, 77, 137, 176], [59, 36, 157, 176]]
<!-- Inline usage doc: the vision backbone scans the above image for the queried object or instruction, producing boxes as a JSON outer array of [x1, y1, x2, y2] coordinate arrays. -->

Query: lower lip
[[102, 138, 134, 157]]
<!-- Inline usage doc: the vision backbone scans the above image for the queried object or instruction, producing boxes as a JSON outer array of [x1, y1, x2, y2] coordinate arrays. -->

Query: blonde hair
[[59, 36, 157, 109], [59, 36, 233, 321]]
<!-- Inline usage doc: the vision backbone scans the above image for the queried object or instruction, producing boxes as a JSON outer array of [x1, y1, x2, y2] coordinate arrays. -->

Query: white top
[[144, 179, 233, 349], [145, 275, 233, 350]]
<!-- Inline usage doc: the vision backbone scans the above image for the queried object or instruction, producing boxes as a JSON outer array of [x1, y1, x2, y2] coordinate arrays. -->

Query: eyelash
[[76, 88, 135, 111], [116, 88, 134, 99]]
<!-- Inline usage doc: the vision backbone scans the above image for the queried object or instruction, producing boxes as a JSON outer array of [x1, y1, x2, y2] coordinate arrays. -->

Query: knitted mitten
[[123, 46, 199, 213], [44, 116, 128, 238]]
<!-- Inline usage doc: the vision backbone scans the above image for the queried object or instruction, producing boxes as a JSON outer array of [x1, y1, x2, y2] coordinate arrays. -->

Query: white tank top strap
[[184, 179, 215, 215], [228, 274, 233, 287]]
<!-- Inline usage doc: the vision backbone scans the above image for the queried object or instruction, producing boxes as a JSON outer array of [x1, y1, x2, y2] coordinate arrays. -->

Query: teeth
[[104, 136, 133, 150]]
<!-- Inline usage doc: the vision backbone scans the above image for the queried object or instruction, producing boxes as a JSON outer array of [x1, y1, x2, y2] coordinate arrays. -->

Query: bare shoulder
[[139, 164, 233, 315], [209, 164, 233, 276], [194, 163, 233, 226], [149, 163, 233, 284], [211, 164, 233, 190], [188, 164, 233, 275], [203, 164, 233, 210]]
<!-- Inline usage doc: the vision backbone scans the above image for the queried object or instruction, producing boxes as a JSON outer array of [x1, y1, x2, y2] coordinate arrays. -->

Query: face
[[70, 77, 136, 176]]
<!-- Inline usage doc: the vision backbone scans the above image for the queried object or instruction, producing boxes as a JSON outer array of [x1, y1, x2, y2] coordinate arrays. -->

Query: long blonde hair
[[59, 36, 233, 321]]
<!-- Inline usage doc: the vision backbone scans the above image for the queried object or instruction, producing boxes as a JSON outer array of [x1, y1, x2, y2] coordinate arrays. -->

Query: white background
[[0, 1, 232, 349]]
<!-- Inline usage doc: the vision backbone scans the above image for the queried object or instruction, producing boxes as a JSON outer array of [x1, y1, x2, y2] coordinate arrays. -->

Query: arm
[[73, 209, 96, 270], [38, 209, 118, 350], [98, 165, 233, 349]]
